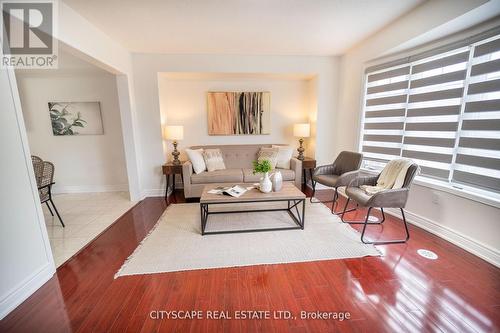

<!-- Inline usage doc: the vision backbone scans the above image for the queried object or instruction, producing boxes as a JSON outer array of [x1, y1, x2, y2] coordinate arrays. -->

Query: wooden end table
[[301, 157, 316, 185], [162, 162, 184, 200]]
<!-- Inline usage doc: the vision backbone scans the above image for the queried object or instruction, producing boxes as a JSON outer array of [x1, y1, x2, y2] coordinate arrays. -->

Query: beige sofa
[[182, 144, 302, 198]]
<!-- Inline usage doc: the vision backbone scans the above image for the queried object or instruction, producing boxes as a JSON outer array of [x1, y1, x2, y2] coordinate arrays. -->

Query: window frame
[[358, 35, 500, 209]]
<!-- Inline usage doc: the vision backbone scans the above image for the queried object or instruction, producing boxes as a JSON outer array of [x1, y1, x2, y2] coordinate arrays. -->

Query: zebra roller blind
[[361, 33, 500, 194], [454, 37, 500, 192]]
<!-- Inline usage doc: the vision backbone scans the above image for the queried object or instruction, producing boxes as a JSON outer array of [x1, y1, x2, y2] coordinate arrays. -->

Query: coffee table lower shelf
[[200, 198, 305, 235]]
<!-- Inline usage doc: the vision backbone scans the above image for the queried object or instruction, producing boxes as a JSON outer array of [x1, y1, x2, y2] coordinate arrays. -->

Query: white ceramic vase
[[271, 171, 283, 192], [259, 172, 272, 193]]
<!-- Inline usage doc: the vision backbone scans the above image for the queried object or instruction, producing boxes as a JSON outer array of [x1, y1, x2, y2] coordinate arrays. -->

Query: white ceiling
[[385, 0, 500, 55], [62, 0, 424, 55]]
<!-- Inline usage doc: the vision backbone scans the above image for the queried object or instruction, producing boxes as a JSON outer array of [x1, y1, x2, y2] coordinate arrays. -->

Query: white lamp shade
[[164, 125, 184, 141], [293, 123, 310, 138]]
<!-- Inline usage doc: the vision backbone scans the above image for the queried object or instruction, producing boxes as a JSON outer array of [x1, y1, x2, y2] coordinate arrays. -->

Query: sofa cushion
[[272, 145, 294, 169], [203, 149, 226, 172], [191, 169, 243, 184], [189, 144, 266, 169], [242, 169, 295, 183], [185, 148, 206, 174], [257, 147, 279, 169]]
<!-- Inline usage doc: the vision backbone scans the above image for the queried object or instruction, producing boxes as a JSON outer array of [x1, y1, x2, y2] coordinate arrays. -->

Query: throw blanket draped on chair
[[361, 159, 413, 195]]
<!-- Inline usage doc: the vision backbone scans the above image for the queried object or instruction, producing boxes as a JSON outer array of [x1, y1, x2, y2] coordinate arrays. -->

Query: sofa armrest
[[182, 161, 193, 197], [182, 161, 193, 183], [290, 157, 302, 188]]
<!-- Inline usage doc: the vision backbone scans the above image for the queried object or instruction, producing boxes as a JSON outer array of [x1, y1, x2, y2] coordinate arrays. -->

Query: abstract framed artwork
[[207, 91, 270, 135], [48, 102, 104, 136]]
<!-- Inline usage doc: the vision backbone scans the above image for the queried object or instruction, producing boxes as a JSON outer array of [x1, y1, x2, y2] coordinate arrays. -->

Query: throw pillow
[[272, 145, 294, 169], [185, 148, 206, 174], [203, 149, 226, 172], [258, 147, 279, 169]]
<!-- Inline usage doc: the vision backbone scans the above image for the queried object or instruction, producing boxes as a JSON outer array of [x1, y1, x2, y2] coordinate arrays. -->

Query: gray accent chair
[[340, 163, 420, 245], [311, 151, 363, 214]]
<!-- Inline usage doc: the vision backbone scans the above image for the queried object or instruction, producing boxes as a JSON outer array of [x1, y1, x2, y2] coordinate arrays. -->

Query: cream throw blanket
[[361, 159, 413, 195]]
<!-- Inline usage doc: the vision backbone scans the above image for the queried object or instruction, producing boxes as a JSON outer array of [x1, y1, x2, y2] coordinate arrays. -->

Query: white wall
[[132, 54, 339, 196], [337, 0, 500, 265], [56, 2, 142, 200], [158, 73, 314, 162], [336, 0, 492, 153], [15, 70, 129, 193], [0, 67, 55, 319], [0, 1, 147, 320]]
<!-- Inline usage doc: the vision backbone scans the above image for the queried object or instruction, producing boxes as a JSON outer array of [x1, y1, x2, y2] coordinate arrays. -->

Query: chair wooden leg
[[49, 199, 65, 227], [360, 208, 410, 245]]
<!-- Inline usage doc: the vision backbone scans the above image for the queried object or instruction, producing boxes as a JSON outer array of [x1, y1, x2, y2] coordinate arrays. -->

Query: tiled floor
[[42, 191, 137, 267]]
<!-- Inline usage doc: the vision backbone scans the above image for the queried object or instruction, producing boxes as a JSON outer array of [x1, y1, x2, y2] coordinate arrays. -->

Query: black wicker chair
[[32, 156, 65, 227]]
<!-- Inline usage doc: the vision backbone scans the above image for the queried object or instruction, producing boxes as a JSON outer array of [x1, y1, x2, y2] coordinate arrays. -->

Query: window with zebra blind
[[360, 30, 500, 195]]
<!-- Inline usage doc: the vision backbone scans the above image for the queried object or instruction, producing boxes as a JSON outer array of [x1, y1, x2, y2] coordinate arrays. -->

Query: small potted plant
[[253, 159, 272, 193]]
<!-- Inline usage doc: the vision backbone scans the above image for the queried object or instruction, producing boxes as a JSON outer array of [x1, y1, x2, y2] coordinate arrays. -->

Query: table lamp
[[164, 125, 184, 165], [293, 123, 310, 161]]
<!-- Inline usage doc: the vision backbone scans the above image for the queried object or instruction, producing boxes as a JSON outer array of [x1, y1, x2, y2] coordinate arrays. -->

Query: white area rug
[[115, 202, 381, 277]]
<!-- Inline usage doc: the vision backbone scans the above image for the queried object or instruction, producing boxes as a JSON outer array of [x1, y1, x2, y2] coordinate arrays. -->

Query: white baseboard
[[0, 262, 55, 320], [53, 184, 129, 194], [384, 207, 500, 267], [141, 189, 167, 198], [142, 183, 184, 199]]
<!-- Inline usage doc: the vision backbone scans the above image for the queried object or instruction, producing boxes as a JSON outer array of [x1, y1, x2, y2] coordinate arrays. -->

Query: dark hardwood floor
[[1, 188, 499, 333]]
